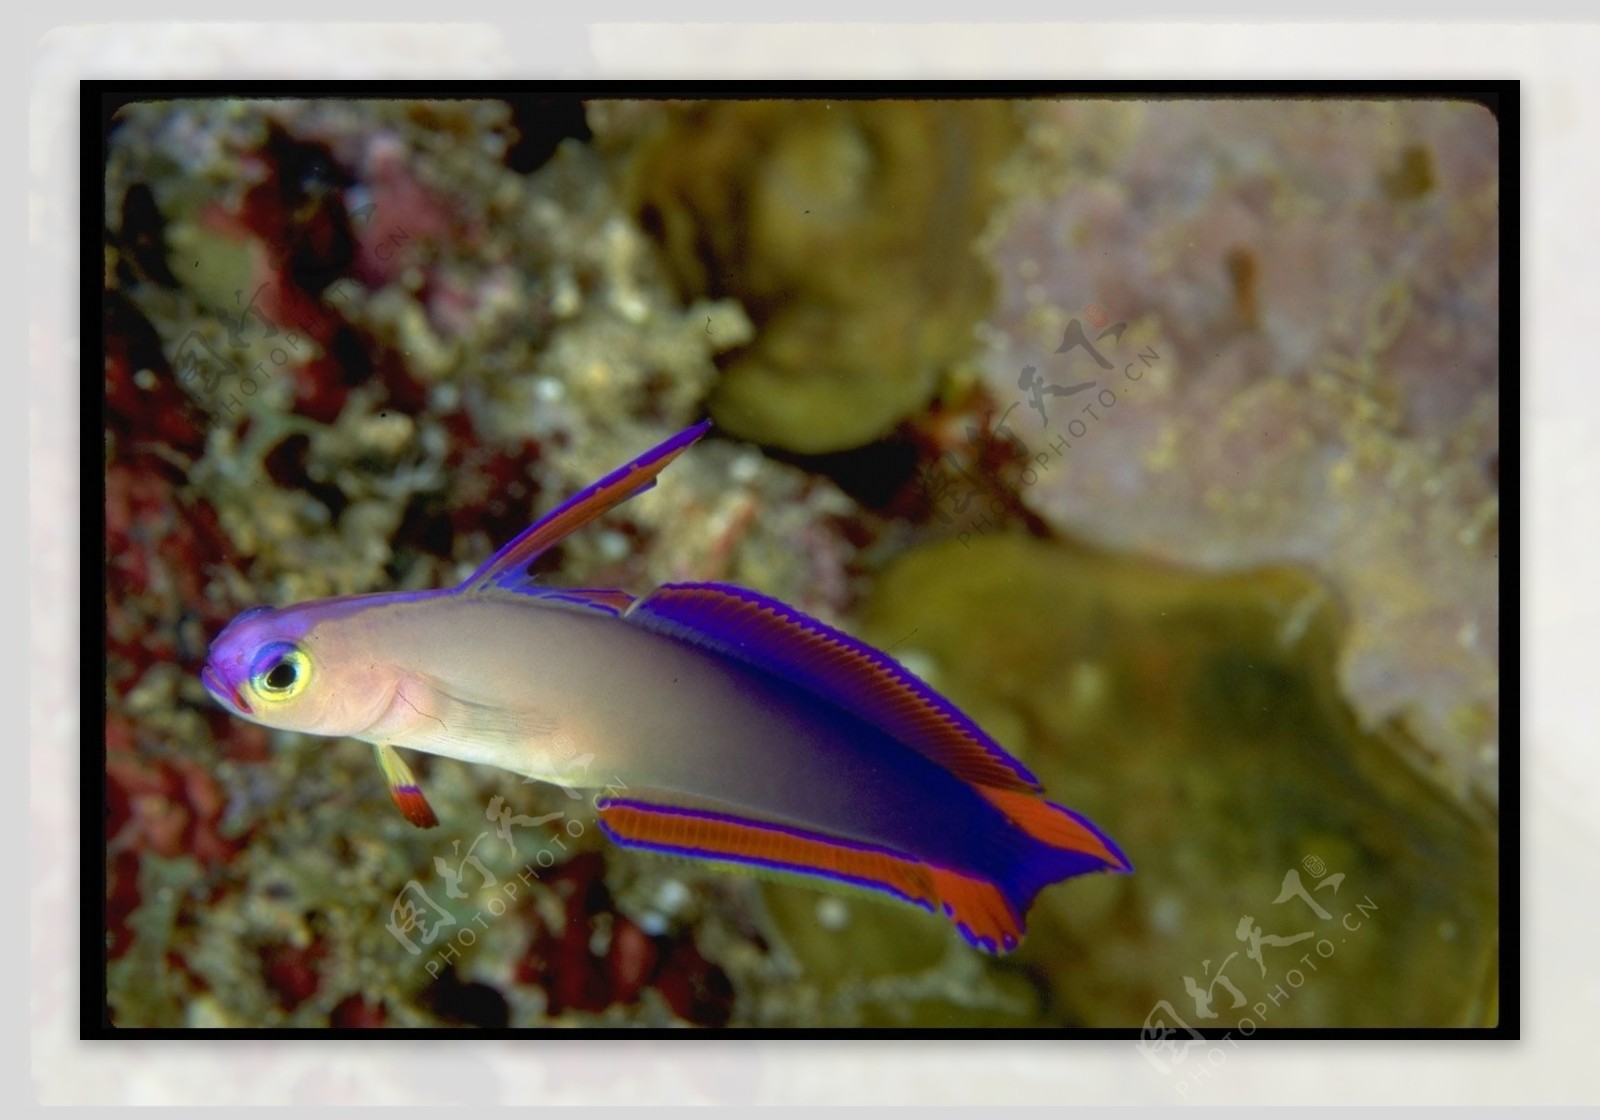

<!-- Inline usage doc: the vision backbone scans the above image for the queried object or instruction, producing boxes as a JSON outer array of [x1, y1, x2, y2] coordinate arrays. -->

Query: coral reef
[[104, 99, 845, 1028], [592, 100, 1019, 454], [966, 100, 1499, 810], [102, 97, 1499, 1030]]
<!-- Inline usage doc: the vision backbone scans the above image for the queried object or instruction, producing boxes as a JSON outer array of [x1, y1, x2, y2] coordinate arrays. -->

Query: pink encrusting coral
[[975, 101, 1499, 808]]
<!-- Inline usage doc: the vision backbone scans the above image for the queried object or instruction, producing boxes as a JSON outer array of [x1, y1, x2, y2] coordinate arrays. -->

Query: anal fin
[[374, 743, 439, 829], [596, 796, 1024, 952]]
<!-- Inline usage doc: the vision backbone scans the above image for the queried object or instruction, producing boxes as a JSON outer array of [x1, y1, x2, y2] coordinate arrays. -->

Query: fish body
[[203, 423, 1130, 950]]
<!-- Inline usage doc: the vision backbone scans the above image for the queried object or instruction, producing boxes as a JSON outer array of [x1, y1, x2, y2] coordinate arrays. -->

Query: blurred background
[[102, 97, 1499, 1029]]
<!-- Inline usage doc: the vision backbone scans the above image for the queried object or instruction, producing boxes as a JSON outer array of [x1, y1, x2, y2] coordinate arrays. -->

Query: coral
[[968, 100, 1499, 809], [101, 97, 1500, 1031], [102, 99, 845, 1029], [592, 100, 1020, 454]]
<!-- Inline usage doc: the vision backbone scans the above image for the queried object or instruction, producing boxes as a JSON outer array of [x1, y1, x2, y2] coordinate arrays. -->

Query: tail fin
[[975, 786, 1132, 921]]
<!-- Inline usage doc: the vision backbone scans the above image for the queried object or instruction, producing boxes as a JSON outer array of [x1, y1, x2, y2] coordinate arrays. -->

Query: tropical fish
[[202, 422, 1130, 951]]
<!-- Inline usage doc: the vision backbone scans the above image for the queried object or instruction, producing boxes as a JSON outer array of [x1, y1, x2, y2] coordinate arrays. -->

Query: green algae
[[596, 100, 1022, 453], [107, 854, 204, 1027], [756, 881, 1042, 1028], [849, 533, 1497, 1028]]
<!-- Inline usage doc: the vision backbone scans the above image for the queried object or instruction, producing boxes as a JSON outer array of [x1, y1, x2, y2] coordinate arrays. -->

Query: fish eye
[[250, 642, 310, 702], [265, 660, 298, 691]]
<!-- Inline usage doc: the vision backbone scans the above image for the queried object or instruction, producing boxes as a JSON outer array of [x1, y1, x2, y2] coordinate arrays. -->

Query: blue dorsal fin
[[459, 422, 711, 597], [624, 583, 1043, 793]]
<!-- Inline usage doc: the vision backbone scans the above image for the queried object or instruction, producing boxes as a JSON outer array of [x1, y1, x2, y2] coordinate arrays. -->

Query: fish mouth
[[201, 663, 251, 715]]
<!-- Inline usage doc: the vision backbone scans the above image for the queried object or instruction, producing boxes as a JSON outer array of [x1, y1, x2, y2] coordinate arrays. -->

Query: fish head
[[202, 598, 402, 738]]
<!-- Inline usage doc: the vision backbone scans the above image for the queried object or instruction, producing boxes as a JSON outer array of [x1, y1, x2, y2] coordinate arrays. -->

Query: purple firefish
[[202, 423, 1130, 951]]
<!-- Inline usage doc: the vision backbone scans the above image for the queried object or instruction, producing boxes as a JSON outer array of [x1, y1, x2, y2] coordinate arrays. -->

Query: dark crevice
[[504, 97, 591, 174]]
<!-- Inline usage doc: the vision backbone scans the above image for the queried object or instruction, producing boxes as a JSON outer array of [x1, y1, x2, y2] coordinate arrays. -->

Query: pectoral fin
[[374, 742, 439, 828]]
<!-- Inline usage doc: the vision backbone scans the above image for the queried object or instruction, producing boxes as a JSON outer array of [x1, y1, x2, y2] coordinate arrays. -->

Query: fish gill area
[[103, 98, 1498, 1030]]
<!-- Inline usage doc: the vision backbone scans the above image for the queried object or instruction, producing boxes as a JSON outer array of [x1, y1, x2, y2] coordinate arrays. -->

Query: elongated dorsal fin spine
[[460, 422, 711, 597]]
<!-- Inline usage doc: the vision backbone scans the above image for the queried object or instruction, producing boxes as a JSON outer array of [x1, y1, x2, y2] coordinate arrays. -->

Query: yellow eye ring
[[250, 643, 311, 702]]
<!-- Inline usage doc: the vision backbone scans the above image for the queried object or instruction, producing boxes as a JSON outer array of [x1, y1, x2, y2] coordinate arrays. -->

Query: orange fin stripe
[[597, 798, 1024, 952], [373, 743, 439, 829], [628, 584, 1042, 794], [389, 786, 439, 829], [977, 787, 1128, 870], [554, 588, 637, 613]]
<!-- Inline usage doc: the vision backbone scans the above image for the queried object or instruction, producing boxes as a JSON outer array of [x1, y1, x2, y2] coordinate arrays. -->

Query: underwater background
[[103, 97, 1499, 1029]]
